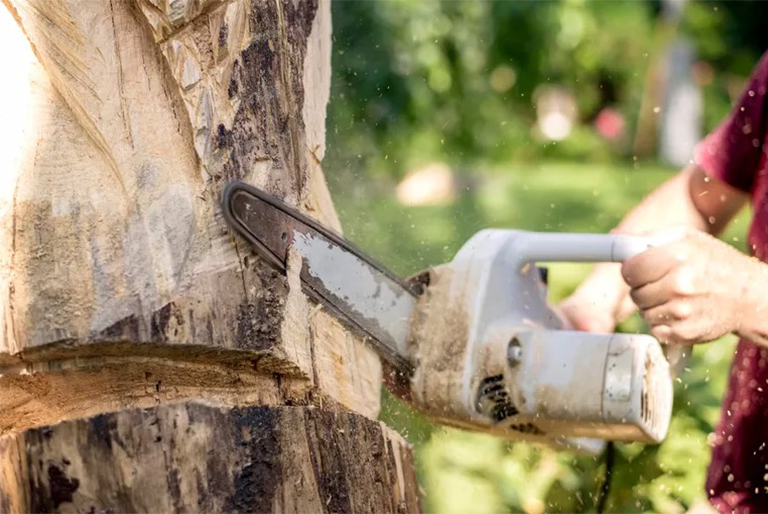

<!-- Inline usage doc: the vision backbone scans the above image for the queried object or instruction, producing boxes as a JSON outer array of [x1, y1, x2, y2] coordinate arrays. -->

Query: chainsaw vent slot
[[477, 375, 519, 422], [508, 422, 545, 436]]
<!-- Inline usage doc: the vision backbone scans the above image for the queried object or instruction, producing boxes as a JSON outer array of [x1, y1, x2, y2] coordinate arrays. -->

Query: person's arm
[[560, 164, 748, 332], [562, 50, 768, 346]]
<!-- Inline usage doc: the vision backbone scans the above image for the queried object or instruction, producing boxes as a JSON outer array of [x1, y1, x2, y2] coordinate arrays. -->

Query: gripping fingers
[[642, 300, 700, 344], [650, 324, 673, 343], [641, 302, 698, 344], [621, 244, 680, 287], [649, 323, 700, 345], [640, 302, 691, 325], [630, 280, 672, 310]]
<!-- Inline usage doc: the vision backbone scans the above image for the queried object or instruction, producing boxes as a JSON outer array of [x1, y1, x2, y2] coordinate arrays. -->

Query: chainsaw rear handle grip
[[513, 232, 651, 266]]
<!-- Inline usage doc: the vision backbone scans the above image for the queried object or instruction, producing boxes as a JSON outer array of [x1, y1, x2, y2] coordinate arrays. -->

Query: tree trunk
[[0, 0, 419, 511], [0, 403, 418, 513]]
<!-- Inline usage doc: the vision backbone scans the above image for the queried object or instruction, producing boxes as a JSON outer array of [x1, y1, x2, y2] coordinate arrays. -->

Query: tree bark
[[0, 0, 419, 511], [0, 403, 418, 513]]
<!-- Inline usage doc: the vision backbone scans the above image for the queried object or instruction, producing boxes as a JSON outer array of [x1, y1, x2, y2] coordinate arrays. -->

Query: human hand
[[621, 227, 761, 345], [558, 290, 620, 333], [558, 269, 636, 333]]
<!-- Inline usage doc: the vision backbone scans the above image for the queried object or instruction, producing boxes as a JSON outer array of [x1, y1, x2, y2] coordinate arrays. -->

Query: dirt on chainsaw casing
[[407, 265, 474, 425]]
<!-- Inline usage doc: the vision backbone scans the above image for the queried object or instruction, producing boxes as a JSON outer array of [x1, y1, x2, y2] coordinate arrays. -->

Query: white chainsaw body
[[221, 182, 675, 454], [413, 229, 673, 451]]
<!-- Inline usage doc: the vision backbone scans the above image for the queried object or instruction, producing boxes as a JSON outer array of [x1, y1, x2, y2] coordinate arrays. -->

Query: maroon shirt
[[694, 50, 768, 513]]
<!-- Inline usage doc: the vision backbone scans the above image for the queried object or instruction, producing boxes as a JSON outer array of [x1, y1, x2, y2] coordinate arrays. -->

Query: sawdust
[[407, 265, 471, 422]]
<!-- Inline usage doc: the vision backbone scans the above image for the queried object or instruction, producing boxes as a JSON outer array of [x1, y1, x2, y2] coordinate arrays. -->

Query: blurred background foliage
[[323, 1, 768, 512]]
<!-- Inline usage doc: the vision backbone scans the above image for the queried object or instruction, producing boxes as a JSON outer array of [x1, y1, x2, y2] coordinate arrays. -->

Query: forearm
[[615, 166, 713, 235], [575, 167, 709, 307]]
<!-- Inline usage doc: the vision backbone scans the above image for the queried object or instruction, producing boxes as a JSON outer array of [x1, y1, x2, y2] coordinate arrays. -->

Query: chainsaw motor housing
[[472, 324, 672, 443], [408, 229, 673, 448]]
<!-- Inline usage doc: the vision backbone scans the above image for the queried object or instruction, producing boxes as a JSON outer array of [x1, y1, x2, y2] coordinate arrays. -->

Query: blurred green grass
[[328, 161, 746, 513]]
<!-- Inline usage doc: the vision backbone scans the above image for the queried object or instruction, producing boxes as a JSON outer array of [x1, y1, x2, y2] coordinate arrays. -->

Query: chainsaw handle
[[512, 229, 690, 382], [512, 232, 651, 266]]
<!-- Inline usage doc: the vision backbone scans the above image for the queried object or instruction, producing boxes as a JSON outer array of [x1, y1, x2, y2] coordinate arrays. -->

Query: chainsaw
[[220, 181, 674, 454]]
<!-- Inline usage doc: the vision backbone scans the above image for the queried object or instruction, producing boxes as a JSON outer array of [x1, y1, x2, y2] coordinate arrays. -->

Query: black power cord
[[595, 442, 615, 513]]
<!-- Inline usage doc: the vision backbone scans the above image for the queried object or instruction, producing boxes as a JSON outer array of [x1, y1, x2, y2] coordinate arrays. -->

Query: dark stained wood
[[0, 402, 420, 513]]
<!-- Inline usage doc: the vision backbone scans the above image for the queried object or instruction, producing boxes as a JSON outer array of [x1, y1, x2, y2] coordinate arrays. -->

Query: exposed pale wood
[[0, 0, 380, 425], [0, 402, 420, 513], [0, 350, 311, 433], [0, 0, 419, 512]]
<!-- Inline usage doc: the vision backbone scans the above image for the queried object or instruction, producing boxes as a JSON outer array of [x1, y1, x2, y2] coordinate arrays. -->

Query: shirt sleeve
[[694, 51, 768, 193]]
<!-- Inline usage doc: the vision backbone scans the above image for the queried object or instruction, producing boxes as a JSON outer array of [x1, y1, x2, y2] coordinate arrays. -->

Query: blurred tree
[[680, 0, 768, 133], [329, 0, 668, 180], [329, 0, 768, 182]]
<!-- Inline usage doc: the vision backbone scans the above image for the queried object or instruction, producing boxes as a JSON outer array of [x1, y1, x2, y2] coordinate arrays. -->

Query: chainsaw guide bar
[[221, 181, 417, 374]]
